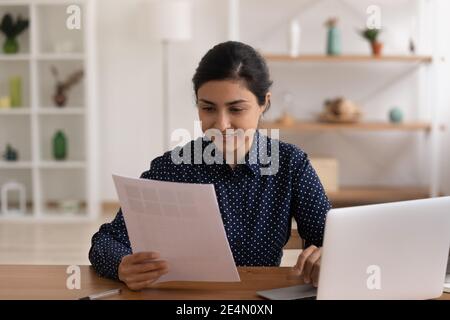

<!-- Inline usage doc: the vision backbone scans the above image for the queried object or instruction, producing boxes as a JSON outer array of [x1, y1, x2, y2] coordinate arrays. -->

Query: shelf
[[0, 211, 89, 222], [39, 161, 86, 169], [264, 54, 433, 64], [0, 211, 34, 221], [0, 109, 32, 115], [260, 121, 438, 132], [0, 109, 85, 116], [0, 161, 33, 169], [328, 186, 430, 208], [40, 203, 88, 221], [36, 53, 85, 61], [0, 54, 84, 61], [0, 54, 30, 61], [38, 108, 85, 115], [0, 0, 97, 222]]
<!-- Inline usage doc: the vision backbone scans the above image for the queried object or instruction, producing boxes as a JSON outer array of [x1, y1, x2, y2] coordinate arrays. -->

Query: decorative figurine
[[276, 92, 296, 126], [389, 107, 404, 123], [319, 97, 362, 123], [3, 144, 18, 161], [1, 181, 26, 216], [50, 66, 84, 107], [0, 96, 11, 109]]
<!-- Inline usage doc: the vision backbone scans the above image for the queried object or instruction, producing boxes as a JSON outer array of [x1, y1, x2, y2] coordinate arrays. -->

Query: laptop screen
[[447, 250, 450, 274]]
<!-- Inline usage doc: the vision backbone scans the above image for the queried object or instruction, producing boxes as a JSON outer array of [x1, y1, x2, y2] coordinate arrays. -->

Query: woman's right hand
[[118, 251, 169, 291]]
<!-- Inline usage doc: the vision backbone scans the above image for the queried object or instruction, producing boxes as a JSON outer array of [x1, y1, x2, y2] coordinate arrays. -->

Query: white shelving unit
[[228, 0, 443, 206], [0, 0, 98, 221]]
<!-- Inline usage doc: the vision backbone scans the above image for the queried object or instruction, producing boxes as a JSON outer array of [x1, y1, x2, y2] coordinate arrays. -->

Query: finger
[[121, 252, 157, 265], [294, 245, 318, 275], [127, 260, 168, 275], [302, 249, 321, 284], [311, 258, 321, 287], [120, 253, 164, 276], [130, 251, 160, 263], [125, 268, 169, 284], [127, 279, 155, 291], [294, 245, 316, 273]]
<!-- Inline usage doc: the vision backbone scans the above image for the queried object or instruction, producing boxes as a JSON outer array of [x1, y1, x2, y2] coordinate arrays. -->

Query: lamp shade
[[148, 0, 192, 41]]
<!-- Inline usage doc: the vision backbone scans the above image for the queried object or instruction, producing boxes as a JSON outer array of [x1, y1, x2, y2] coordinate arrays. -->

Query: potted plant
[[0, 14, 29, 54], [360, 28, 383, 56]]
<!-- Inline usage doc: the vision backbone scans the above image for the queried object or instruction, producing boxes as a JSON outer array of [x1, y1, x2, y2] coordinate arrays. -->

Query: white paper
[[112, 174, 240, 283]]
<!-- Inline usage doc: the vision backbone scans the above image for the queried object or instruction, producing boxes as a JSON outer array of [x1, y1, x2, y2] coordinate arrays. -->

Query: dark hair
[[192, 41, 273, 113]]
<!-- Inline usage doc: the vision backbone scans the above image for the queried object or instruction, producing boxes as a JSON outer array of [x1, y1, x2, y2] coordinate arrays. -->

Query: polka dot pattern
[[89, 131, 332, 280]]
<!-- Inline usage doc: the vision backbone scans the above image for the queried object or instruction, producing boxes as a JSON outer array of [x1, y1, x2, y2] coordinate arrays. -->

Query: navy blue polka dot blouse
[[89, 131, 332, 280]]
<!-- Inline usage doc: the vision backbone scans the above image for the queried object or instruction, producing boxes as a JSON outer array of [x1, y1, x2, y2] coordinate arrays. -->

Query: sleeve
[[88, 208, 131, 280], [290, 150, 332, 248], [88, 156, 169, 280]]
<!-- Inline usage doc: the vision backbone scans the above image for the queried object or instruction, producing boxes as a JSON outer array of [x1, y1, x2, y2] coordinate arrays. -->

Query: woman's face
[[197, 80, 270, 156]]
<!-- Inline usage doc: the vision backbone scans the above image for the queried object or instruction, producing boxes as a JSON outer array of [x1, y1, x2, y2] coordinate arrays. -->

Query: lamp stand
[[162, 40, 169, 151]]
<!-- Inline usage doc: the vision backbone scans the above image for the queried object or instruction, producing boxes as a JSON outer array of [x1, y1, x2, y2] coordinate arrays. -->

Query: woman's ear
[[262, 92, 272, 114]]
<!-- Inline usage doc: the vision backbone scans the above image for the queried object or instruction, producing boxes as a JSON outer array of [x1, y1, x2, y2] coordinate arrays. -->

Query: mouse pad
[[257, 284, 318, 300]]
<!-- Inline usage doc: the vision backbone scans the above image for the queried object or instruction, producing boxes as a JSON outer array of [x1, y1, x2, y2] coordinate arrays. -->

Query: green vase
[[9, 77, 22, 107], [3, 38, 19, 54], [327, 27, 341, 56], [53, 130, 67, 160]]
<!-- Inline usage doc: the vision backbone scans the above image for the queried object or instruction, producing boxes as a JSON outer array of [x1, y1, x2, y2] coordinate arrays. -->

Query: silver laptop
[[258, 197, 450, 300], [445, 250, 450, 293]]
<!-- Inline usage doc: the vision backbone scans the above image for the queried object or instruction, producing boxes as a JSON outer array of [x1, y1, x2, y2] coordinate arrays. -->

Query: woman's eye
[[230, 108, 243, 113], [201, 106, 214, 112]]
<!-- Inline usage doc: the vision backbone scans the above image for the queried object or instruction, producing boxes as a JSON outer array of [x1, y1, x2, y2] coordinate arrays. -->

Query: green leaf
[[0, 13, 29, 38], [359, 28, 381, 43], [0, 14, 14, 38]]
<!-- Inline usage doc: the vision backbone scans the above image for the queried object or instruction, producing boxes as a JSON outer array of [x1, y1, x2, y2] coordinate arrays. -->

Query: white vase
[[288, 19, 301, 57]]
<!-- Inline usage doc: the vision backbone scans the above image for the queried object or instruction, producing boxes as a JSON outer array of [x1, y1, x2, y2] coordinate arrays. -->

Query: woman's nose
[[214, 113, 231, 132]]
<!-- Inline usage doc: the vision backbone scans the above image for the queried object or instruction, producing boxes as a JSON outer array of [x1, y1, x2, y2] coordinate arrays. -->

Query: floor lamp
[[148, 0, 192, 150]]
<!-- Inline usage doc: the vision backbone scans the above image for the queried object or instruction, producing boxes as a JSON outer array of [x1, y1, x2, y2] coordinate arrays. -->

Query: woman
[[89, 41, 331, 290]]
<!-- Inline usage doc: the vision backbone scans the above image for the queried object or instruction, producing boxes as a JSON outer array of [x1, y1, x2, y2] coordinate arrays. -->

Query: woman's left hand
[[291, 245, 322, 287]]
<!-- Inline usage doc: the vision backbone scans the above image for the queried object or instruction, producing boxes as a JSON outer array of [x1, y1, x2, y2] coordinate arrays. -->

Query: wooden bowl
[[318, 111, 362, 123]]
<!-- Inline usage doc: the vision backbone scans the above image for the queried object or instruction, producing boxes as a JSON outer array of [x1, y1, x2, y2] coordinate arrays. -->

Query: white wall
[[97, 0, 449, 201], [240, 0, 450, 191], [435, 0, 450, 195], [97, 0, 161, 201], [97, 0, 228, 201]]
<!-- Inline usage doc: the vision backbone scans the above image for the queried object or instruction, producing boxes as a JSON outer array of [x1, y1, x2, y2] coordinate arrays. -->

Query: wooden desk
[[0, 265, 448, 300]]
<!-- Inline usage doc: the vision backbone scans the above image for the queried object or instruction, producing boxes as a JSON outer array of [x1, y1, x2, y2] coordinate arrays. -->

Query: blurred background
[[0, 0, 449, 266]]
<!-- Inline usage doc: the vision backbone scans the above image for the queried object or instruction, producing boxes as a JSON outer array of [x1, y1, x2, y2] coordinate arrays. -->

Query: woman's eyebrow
[[198, 99, 215, 105], [198, 99, 249, 106], [225, 99, 248, 106]]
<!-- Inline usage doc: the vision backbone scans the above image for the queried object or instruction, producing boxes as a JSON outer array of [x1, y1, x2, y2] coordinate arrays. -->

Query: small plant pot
[[371, 41, 383, 56], [3, 38, 19, 54]]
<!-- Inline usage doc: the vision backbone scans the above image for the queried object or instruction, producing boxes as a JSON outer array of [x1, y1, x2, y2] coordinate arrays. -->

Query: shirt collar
[[200, 130, 264, 177], [243, 130, 262, 177]]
